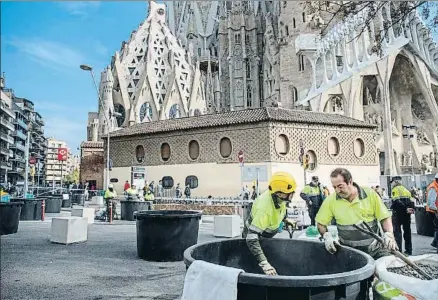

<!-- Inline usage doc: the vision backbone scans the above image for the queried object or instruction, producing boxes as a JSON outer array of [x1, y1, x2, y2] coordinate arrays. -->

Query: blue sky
[[1, 1, 148, 154], [1, 1, 437, 155]]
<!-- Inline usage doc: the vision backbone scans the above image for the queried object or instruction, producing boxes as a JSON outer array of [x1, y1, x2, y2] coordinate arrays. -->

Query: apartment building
[[0, 76, 15, 185], [0, 74, 47, 186], [45, 138, 69, 186], [11, 98, 47, 186]]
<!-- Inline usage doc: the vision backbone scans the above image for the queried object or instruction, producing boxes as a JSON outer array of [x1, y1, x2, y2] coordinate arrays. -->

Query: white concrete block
[[213, 215, 241, 238], [50, 217, 88, 244], [91, 196, 104, 206], [71, 207, 95, 224]]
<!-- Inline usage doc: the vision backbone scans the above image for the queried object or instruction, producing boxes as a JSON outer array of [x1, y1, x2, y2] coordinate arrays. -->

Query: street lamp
[[79, 64, 120, 190]]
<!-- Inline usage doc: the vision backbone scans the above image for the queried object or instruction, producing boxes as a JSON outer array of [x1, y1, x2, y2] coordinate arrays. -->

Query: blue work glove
[[278, 222, 284, 233]]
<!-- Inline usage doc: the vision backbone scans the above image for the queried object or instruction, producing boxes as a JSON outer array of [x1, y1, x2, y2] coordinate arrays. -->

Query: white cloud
[[57, 2, 100, 17], [6, 38, 86, 72]]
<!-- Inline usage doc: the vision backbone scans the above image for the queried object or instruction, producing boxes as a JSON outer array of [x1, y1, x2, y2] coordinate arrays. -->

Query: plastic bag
[[375, 254, 438, 300]]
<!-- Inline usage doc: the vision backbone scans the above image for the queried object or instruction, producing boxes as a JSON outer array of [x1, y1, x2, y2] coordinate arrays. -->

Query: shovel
[[353, 222, 433, 280]]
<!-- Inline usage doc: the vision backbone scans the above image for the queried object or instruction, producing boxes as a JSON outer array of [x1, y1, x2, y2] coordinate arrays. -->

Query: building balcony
[[36, 117, 44, 126], [0, 116, 15, 131], [0, 132, 14, 144], [0, 160, 12, 170], [13, 130, 27, 141], [10, 155, 25, 163], [8, 167, 24, 174], [0, 101, 15, 119], [15, 118, 28, 130], [0, 145, 9, 156], [10, 142, 26, 152]]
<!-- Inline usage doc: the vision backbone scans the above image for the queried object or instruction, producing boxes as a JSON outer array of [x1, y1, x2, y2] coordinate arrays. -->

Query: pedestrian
[[175, 183, 181, 198], [390, 176, 414, 255], [242, 172, 297, 275], [426, 173, 438, 252], [124, 180, 130, 192], [157, 180, 163, 197], [104, 184, 118, 221], [300, 176, 325, 226], [184, 184, 191, 198], [316, 168, 397, 259]]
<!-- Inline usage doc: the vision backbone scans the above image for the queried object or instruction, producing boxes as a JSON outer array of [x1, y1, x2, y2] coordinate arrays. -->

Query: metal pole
[[61, 160, 63, 193], [24, 130, 31, 198], [89, 69, 111, 190], [37, 160, 40, 196]]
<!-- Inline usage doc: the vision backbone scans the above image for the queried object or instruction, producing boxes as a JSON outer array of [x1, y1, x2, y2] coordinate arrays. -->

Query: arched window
[[275, 134, 290, 155], [140, 102, 153, 121], [293, 18, 296, 28], [219, 137, 232, 158], [169, 104, 180, 119], [302, 12, 306, 22], [247, 85, 253, 107], [246, 62, 251, 78], [285, 25, 289, 36], [289, 86, 298, 106], [188, 140, 200, 160], [114, 104, 125, 127], [161, 143, 171, 161], [135, 145, 145, 163]]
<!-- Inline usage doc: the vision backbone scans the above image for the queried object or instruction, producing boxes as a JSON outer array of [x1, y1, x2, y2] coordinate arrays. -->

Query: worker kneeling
[[242, 172, 297, 275], [316, 168, 398, 259]]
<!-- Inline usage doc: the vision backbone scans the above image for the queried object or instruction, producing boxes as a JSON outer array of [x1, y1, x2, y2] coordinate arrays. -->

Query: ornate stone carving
[[329, 95, 344, 113], [416, 129, 431, 145]]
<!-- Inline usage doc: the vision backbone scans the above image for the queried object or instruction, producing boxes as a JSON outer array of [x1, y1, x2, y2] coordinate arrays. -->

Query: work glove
[[323, 232, 340, 254], [259, 260, 277, 276], [382, 232, 398, 251]]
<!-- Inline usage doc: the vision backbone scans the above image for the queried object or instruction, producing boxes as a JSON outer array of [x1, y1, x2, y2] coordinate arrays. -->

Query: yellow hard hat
[[268, 172, 297, 194]]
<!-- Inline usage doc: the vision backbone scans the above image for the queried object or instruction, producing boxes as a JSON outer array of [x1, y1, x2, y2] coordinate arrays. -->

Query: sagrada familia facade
[[91, 1, 438, 176]]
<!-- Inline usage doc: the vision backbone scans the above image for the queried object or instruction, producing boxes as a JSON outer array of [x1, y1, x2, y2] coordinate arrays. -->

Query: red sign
[[238, 150, 244, 163], [57, 148, 68, 161], [29, 157, 36, 165]]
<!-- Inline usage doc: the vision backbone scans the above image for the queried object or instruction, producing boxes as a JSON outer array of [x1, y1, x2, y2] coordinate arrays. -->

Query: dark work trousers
[[392, 210, 412, 254], [432, 214, 438, 252], [308, 205, 320, 226]]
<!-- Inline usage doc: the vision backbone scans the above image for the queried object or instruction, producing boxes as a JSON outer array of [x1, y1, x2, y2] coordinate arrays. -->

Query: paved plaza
[[1, 215, 436, 300]]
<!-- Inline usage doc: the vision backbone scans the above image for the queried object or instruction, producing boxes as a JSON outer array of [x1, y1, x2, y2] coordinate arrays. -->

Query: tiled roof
[[110, 107, 376, 138], [81, 141, 104, 148]]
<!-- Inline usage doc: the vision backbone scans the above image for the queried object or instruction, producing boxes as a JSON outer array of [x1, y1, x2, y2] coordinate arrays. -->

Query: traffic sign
[[57, 148, 68, 161], [29, 156, 36, 165], [238, 150, 244, 163]]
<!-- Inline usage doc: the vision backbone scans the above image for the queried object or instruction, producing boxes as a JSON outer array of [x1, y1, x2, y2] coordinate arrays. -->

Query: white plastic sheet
[[375, 254, 438, 300]]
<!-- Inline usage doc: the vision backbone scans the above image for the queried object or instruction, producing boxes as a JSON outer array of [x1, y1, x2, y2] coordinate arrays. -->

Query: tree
[[65, 168, 79, 184], [304, 1, 437, 55]]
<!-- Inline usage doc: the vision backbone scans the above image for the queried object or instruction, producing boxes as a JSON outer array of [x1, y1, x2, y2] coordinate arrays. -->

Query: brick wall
[[108, 121, 377, 169], [80, 148, 104, 189]]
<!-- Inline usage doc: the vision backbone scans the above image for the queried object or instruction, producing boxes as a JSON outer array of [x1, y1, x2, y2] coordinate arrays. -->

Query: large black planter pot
[[415, 205, 435, 237], [71, 194, 85, 205], [184, 239, 375, 300], [11, 198, 43, 221], [136, 210, 202, 262], [120, 200, 152, 221], [0, 202, 23, 235]]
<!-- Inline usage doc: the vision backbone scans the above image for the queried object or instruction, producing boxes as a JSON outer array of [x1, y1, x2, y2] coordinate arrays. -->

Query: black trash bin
[[11, 198, 43, 221], [62, 195, 72, 208], [415, 205, 435, 237], [120, 200, 152, 221], [44, 197, 62, 213], [72, 194, 85, 205], [0, 202, 23, 235], [184, 239, 375, 300], [136, 210, 202, 262]]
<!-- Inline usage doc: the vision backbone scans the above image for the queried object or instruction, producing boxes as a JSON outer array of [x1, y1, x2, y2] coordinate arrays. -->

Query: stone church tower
[[166, 1, 320, 111]]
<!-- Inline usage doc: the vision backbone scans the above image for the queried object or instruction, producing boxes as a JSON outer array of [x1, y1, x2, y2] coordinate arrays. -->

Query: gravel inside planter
[[388, 263, 438, 280]]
